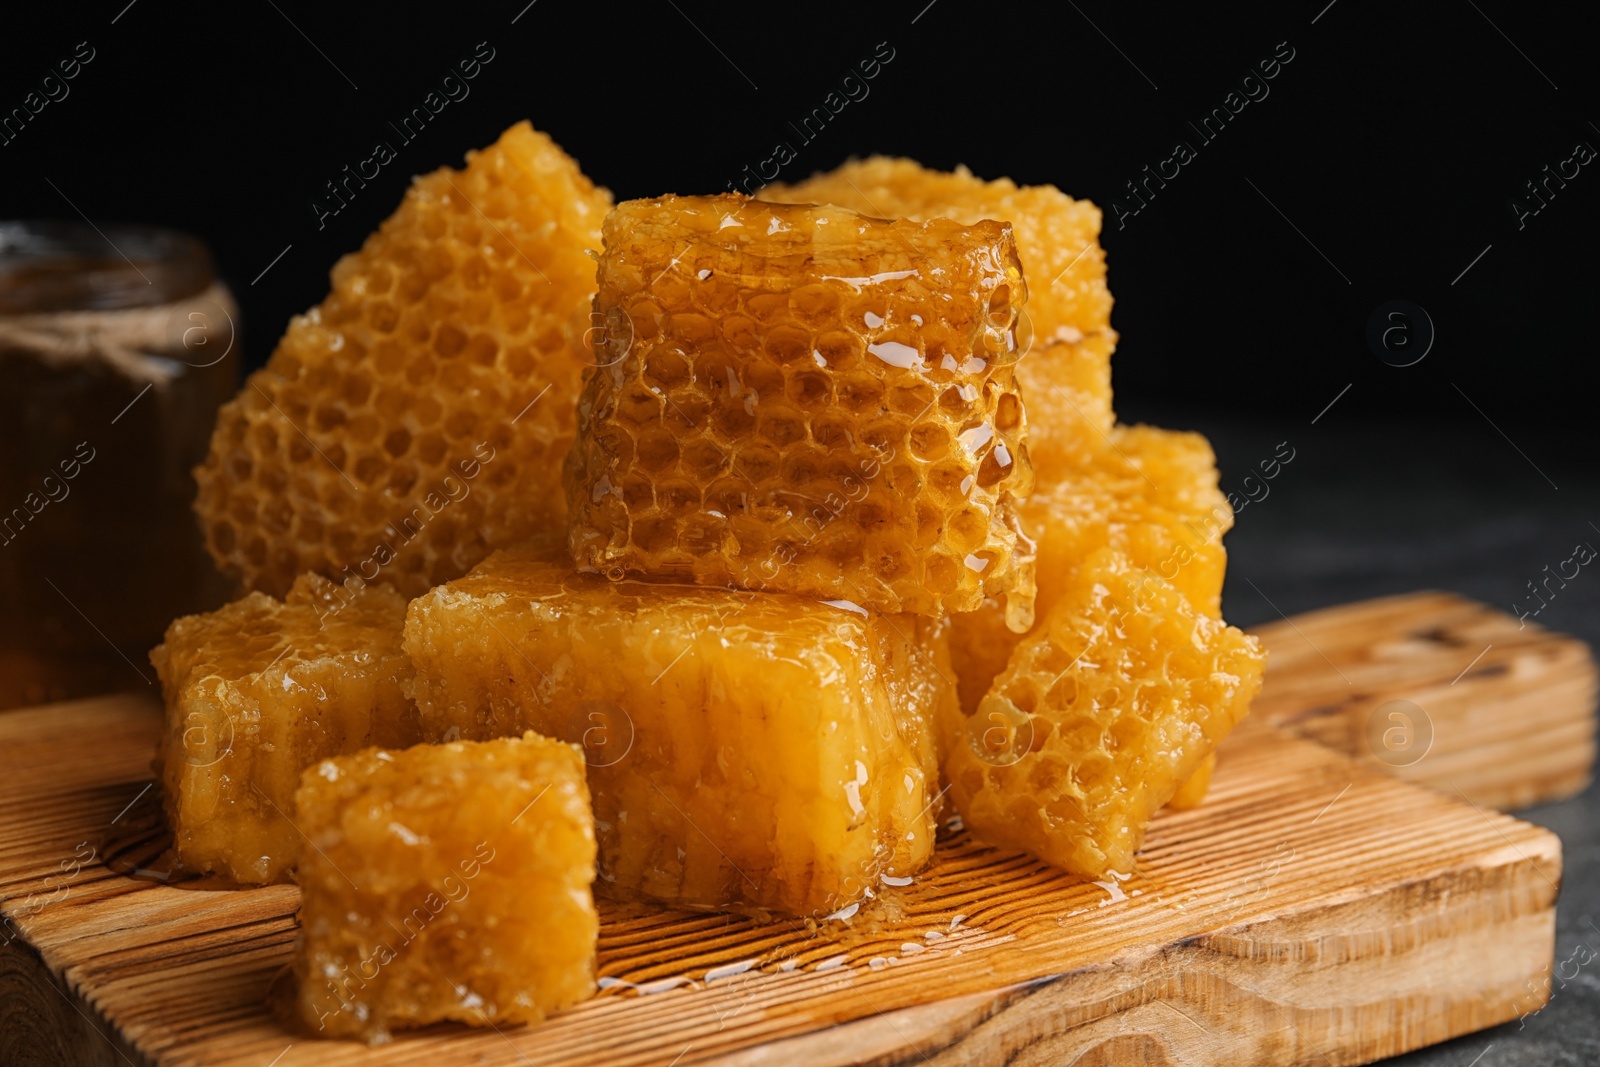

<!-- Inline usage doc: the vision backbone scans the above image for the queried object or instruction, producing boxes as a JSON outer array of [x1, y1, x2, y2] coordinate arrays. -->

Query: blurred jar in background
[[0, 221, 239, 709]]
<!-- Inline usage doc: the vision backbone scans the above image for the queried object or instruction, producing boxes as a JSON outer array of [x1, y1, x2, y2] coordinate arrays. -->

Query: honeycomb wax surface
[[403, 543, 952, 919], [292, 732, 596, 1043], [940, 547, 1266, 879], [564, 193, 1037, 628], [195, 122, 612, 599], [149, 573, 416, 884], [763, 158, 1114, 480], [1166, 752, 1216, 811], [950, 424, 1232, 715]]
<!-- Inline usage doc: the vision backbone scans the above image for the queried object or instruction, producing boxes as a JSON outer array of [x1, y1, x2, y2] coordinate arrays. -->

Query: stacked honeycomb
[[764, 158, 1114, 479], [194, 122, 612, 599], [159, 113, 1257, 944], [292, 732, 597, 1042], [564, 194, 1037, 627], [770, 162, 1249, 818], [150, 573, 417, 883], [949, 425, 1232, 714], [938, 548, 1266, 879], [404, 543, 950, 918]]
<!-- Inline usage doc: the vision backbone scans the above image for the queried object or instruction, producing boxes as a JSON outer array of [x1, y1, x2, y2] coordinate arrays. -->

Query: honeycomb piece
[[1167, 753, 1216, 811], [292, 732, 596, 1043], [195, 122, 612, 599], [150, 574, 416, 883], [564, 194, 1037, 626], [950, 424, 1232, 714], [763, 157, 1110, 358], [764, 157, 1113, 482], [1019, 333, 1115, 480], [939, 548, 1265, 879], [403, 543, 951, 918]]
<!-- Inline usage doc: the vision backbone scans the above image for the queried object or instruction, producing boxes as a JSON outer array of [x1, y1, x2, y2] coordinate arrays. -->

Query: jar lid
[[0, 221, 215, 315]]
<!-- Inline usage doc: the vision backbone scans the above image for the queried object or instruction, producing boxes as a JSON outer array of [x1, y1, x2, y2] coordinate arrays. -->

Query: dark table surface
[[1146, 404, 1600, 1066]]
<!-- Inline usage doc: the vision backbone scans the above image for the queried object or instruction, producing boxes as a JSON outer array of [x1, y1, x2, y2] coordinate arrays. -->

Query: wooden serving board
[[1251, 591, 1597, 810], [0, 592, 1592, 1067]]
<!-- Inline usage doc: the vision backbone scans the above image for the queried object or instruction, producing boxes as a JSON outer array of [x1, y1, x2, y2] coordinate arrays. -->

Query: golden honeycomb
[[1166, 753, 1216, 811], [764, 157, 1114, 481], [403, 542, 951, 918], [563, 194, 1037, 626], [939, 547, 1265, 878], [150, 573, 416, 884], [195, 122, 612, 599], [949, 424, 1232, 714], [1020, 333, 1116, 479], [292, 732, 596, 1043]]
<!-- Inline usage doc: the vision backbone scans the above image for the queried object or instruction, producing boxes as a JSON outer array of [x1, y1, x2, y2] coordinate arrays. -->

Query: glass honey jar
[[0, 221, 240, 709]]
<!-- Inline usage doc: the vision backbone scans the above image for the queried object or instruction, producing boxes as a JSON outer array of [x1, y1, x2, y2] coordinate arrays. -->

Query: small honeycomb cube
[[195, 122, 612, 598], [950, 424, 1232, 714], [564, 194, 1037, 627], [150, 574, 416, 884], [292, 732, 597, 1043], [764, 157, 1114, 481], [403, 543, 951, 918], [940, 548, 1265, 879]]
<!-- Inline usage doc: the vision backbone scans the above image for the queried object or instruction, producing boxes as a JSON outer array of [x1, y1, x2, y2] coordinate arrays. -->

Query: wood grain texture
[[1252, 590, 1597, 809], [0, 592, 1586, 1067]]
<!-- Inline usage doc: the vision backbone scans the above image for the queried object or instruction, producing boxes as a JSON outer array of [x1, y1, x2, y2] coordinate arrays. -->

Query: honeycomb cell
[[195, 122, 612, 598], [403, 543, 952, 919], [764, 158, 1115, 485], [292, 733, 596, 1043], [939, 548, 1265, 879], [565, 195, 1036, 625], [949, 424, 1233, 715], [149, 573, 418, 884]]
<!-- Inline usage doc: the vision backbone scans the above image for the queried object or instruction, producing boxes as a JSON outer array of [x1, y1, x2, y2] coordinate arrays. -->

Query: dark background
[[4, 1, 1598, 1063], [3, 0, 1598, 423]]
